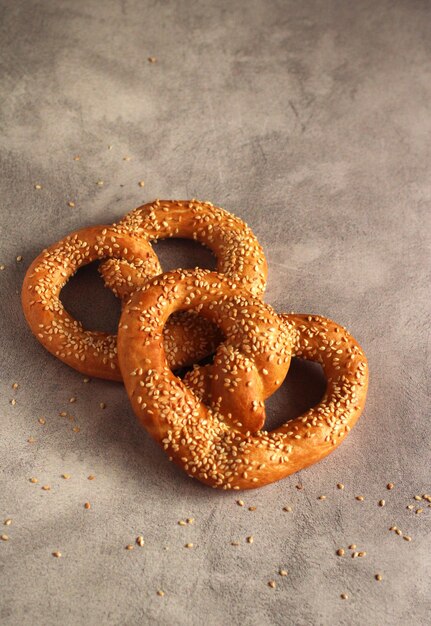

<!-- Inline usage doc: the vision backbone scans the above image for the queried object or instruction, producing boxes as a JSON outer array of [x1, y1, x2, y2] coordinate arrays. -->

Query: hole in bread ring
[[118, 273, 368, 490]]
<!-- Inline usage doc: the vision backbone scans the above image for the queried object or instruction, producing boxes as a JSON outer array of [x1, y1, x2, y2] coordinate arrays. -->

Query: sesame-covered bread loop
[[21, 226, 221, 380], [99, 199, 268, 300], [117, 272, 368, 490]]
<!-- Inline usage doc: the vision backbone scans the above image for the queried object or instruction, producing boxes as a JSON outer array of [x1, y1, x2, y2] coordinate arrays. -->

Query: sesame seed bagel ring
[[118, 275, 368, 489], [21, 226, 219, 380], [99, 199, 268, 301]]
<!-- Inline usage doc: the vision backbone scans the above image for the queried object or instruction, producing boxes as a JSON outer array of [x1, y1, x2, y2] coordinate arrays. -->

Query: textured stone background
[[0, 1, 430, 625]]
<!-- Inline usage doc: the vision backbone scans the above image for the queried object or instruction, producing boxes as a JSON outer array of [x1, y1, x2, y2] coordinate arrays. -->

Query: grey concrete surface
[[1, 1, 430, 624]]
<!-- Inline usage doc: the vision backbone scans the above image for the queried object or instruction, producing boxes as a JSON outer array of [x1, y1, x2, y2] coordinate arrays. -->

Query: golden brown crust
[[99, 199, 268, 300], [117, 268, 368, 490], [21, 226, 221, 380]]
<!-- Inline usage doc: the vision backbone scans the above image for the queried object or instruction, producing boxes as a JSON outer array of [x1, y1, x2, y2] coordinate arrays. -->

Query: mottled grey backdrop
[[0, 1, 430, 625]]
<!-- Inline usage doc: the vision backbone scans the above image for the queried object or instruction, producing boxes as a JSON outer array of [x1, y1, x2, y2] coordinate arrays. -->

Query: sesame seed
[[10, 399, 16, 406], [247, 536, 254, 544], [236, 500, 244, 506], [352, 552, 359, 559], [27, 437, 36, 443], [340, 593, 348, 600], [148, 56, 157, 63], [84, 502, 91, 509], [87, 475, 95, 480], [279, 569, 288, 576], [416, 508, 424, 514], [282, 506, 292, 512], [231, 541, 240, 546], [96, 181, 104, 186], [355, 495, 364, 501], [138, 181, 145, 187], [16, 255, 23, 262], [100, 403, 106, 409], [38, 417, 46, 425], [396, 529, 402, 536], [4, 519, 12, 526], [375, 574, 383, 581], [29, 477, 38, 484], [83, 378, 90, 383], [337, 483, 345, 490], [12, 383, 18, 390], [61, 474, 71, 480], [0, 264, 5, 270], [42, 485, 51, 491], [406, 505, 414, 510], [1, 534, 9, 541], [414, 495, 422, 501], [69, 397, 76, 403], [52, 551, 62, 557], [403, 535, 412, 542], [348, 544, 356, 550], [318, 495, 326, 500], [379, 499, 385, 507], [185, 543, 194, 548], [67, 201, 75, 208], [125, 545, 134, 550], [73, 155, 80, 160], [387, 483, 395, 490], [34, 184, 42, 190], [157, 590, 165, 597], [186, 518, 194, 524], [268, 581, 276, 588], [178, 520, 186, 526], [358, 551, 366, 557], [336, 548, 345, 556], [136, 536, 144, 547]]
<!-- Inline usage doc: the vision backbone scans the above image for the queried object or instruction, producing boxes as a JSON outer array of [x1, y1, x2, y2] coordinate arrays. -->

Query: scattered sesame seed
[[336, 548, 345, 556], [38, 417, 46, 425], [42, 485, 51, 491], [416, 508, 424, 514], [340, 593, 348, 600], [136, 536, 145, 547], [283, 506, 292, 512], [279, 569, 288, 576], [387, 483, 395, 490], [96, 181, 104, 186], [16, 255, 23, 262], [389, 526, 397, 531], [83, 378, 90, 383], [337, 483, 345, 490], [379, 499, 385, 507], [108, 145, 113, 150], [178, 520, 186, 526], [29, 477, 38, 484], [318, 495, 327, 500], [84, 502, 91, 510], [59, 412, 67, 417], [73, 155, 80, 160], [52, 551, 62, 558], [69, 397, 76, 403], [406, 505, 414, 510], [1, 534, 9, 541], [67, 201, 75, 208], [0, 264, 5, 270], [248, 506, 256, 511], [157, 590, 165, 597], [352, 552, 359, 559], [268, 580, 276, 588], [138, 181, 145, 187], [395, 529, 402, 536], [72, 426, 80, 433], [148, 56, 157, 63], [34, 184, 42, 190], [375, 574, 383, 581], [355, 495, 364, 501], [99, 402, 106, 409], [231, 541, 240, 546], [125, 545, 134, 550], [185, 543, 194, 548], [123, 156, 132, 161], [4, 519, 12, 526], [358, 551, 366, 557], [414, 495, 422, 501], [247, 536, 254, 544], [12, 383, 18, 390], [348, 544, 356, 550], [61, 474, 71, 480], [236, 500, 244, 507], [186, 518, 194, 524], [296, 484, 303, 490], [27, 437, 36, 444], [403, 535, 412, 542], [87, 475, 95, 481]]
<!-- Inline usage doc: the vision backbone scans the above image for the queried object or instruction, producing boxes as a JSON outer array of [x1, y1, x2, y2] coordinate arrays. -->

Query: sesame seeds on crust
[[117, 268, 369, 490]]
